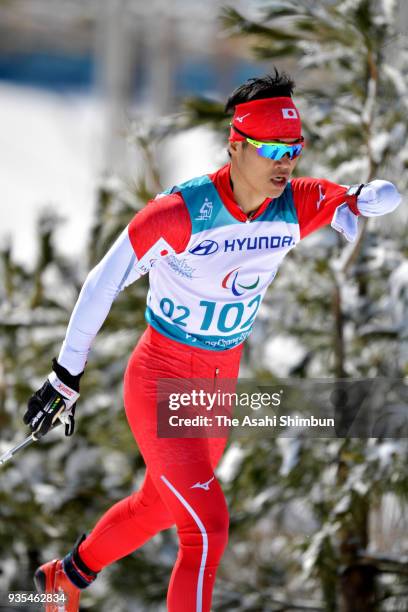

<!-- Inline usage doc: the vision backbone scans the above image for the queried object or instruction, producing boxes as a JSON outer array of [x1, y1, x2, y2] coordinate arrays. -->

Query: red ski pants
[[78, 325, 242, 611]]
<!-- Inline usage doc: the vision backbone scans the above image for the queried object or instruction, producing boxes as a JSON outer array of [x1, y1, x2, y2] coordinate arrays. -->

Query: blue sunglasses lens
[[257, 143, 303, 160]]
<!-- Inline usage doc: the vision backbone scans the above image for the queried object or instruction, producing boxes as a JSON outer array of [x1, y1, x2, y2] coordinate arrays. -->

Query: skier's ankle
[[62, 533, 99, 589]]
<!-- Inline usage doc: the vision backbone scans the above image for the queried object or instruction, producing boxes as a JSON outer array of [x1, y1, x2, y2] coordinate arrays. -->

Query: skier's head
[[225, 68, 303, 199]]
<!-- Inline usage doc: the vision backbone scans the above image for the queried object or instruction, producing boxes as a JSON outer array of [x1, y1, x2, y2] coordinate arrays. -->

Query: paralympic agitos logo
[[222, 267, 260, 297]]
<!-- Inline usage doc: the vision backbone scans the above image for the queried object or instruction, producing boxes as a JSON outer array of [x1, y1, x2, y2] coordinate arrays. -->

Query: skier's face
[[230, 138, 300, 199]]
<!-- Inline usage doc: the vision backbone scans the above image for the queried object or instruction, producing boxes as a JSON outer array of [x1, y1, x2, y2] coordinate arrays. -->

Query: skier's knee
[[179, 511, 229, 565], [206, 525, 229, 564]]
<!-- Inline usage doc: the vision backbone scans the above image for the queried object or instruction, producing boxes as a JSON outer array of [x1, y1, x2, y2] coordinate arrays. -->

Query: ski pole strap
[[32, 419, 63, 441]]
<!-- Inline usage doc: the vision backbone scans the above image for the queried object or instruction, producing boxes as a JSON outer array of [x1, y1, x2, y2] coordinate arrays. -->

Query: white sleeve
[[57, 226, 142, 375]]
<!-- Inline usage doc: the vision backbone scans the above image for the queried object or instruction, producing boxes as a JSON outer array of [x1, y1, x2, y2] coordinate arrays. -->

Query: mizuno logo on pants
[[190, 477, 215, 491]]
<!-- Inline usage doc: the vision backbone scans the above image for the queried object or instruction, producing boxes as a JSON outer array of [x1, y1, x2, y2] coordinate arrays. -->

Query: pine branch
[[220, 6, 301, 40], [356, 550, 408, 574], [182, 97, 227, 128]]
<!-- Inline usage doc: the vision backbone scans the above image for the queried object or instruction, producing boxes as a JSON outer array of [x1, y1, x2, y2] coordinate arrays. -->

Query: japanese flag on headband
[[229, 96, 302, 141]]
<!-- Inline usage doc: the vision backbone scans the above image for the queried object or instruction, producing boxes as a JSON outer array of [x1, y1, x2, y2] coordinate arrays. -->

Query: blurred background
[[1, 0, 408, 610], [0, 0, 270, 263]]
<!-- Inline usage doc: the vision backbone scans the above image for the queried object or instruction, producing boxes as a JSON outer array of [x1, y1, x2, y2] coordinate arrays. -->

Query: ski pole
[[0, 422, 62, 467]]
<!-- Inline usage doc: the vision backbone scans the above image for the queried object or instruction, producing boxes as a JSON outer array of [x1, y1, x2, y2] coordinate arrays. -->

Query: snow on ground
[[0, 83, 103, 264], [0, 83, 221, 266]]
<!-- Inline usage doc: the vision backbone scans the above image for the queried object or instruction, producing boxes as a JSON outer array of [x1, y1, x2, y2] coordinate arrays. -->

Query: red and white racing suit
[[56, 163, 399, 611]]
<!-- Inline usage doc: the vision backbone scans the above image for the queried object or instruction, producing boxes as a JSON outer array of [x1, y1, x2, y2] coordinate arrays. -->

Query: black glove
[[24, 359, 83, 438]]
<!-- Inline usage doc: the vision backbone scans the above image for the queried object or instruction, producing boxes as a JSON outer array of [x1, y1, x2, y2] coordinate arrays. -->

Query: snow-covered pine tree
[[187, 1, 408, 609], [0, 144, 171, 610]]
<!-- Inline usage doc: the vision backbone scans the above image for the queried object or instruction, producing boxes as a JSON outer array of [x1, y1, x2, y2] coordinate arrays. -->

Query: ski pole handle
[[0, 421, 62, 467], [0, 432, 37, 466]]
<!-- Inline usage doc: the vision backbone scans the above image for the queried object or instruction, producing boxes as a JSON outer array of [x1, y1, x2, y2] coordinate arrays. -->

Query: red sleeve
[[291, 177, 360, 240], [127, 192, 191, 258]]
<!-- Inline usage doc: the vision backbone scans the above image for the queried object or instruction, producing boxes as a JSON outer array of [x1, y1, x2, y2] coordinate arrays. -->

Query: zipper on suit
[[213, 367, 219, 393]]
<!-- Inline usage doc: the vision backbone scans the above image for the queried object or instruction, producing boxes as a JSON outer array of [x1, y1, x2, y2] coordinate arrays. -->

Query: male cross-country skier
[[23, 69, 401, 612]]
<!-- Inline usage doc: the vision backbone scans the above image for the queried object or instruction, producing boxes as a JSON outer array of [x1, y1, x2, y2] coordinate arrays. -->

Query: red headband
[[229, 97, 302, 142]]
